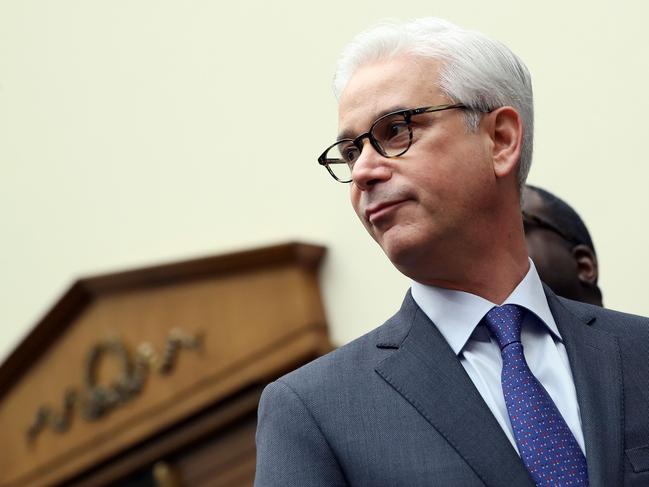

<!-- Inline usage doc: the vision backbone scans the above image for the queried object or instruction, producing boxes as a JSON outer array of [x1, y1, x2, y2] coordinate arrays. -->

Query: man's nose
[[351, 141, 392, 191]]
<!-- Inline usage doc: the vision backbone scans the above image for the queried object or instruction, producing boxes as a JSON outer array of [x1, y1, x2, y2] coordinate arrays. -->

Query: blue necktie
[[483, 305, 589, 486]]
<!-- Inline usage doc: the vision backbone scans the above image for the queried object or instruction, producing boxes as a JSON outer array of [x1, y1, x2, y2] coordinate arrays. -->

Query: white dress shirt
[[410, 260, 586, 455]]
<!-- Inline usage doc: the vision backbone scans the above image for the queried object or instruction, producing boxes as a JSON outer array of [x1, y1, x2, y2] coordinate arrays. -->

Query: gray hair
[[333, 17, 534, 187]]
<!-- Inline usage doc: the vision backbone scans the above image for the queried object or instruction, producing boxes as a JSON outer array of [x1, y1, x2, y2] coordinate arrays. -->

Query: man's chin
[[376, 225, 449, 278], [378, 233, 426, 272]]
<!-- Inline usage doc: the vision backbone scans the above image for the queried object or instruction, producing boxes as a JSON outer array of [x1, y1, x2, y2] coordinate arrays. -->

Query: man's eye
[[341, 145, 359, 165], [374, 116, 409, 143], [386, 122, 408, 140]]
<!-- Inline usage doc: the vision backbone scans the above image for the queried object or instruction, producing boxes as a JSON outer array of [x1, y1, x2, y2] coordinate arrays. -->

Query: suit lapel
[[545, 290, 624, 487], [375, 293, 534, 487]]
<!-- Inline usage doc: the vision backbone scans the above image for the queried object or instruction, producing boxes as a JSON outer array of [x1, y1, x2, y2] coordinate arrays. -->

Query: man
[[522, 185, 603, 306], [255, 18, 649, 486]]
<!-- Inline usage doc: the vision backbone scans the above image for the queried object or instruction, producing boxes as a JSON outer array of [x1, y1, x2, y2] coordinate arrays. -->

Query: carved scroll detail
[[26, 328, 202, 441]]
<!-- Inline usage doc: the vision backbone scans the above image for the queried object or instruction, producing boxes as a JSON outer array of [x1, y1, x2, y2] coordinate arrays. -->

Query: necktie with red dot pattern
[[483, 304, 589, 486]]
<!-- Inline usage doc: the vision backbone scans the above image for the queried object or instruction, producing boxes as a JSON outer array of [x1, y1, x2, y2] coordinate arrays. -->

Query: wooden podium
[[0, 242, 332, 487]]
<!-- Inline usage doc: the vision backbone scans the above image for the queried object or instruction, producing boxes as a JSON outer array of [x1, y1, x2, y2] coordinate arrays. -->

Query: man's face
[[522, 188, 584, 299], [337, 56, 498, 281]]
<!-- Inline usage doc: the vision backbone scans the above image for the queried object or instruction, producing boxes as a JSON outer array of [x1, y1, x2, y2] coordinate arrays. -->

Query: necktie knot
[[483, 304, 524, 350]]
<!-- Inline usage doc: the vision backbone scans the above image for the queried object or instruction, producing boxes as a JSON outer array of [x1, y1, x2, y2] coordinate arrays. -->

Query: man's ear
[[572, 244, 599, 285], [488, 106, 523, 179]]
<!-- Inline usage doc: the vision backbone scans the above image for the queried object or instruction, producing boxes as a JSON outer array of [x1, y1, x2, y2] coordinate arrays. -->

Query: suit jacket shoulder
[[555, 294, 649, 334], [276, 296, 416, 399], [254, 297, 416, 487]]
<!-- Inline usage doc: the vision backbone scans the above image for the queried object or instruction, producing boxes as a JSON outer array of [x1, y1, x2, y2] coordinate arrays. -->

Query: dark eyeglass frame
[[522, 211, 581, 247], [318, 103, 467, 183]]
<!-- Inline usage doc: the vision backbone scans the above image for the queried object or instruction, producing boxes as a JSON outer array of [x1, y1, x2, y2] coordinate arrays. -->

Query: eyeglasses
[[318, 103, 467, 183], [522, 211, 580, 247]]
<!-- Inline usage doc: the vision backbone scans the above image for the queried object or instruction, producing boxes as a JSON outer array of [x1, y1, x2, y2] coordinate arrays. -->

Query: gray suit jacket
[[255, 289, 649, 486]]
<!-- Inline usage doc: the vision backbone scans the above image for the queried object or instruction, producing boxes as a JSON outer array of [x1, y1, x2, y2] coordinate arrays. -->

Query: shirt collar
[[410, 259, 561, 356]]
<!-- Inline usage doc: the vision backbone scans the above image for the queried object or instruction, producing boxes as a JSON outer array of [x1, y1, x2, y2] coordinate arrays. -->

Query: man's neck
[[416, 255, 530, 304], [404, 228, 530, 304]]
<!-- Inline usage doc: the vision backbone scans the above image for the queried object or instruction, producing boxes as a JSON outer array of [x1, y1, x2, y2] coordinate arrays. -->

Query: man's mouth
[[365, 200, 408, 224]]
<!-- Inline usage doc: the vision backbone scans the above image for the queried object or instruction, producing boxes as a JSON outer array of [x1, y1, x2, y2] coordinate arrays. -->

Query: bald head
[[522, 185, 603, 306]]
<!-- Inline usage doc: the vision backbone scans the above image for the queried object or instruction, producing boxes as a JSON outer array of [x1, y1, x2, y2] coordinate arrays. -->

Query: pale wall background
[[2, 0, 648, 363]]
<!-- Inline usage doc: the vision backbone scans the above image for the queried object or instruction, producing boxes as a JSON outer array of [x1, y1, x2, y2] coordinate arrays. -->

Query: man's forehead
[[337, 56, 442, 136]]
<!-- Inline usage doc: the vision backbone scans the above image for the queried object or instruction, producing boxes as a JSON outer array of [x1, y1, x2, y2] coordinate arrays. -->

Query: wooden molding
[[0, 242, 325, 401], [0, 242, 331, 487]]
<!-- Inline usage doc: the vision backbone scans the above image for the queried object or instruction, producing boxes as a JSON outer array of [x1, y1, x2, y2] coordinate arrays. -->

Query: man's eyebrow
[[336, 105, 409, 141]]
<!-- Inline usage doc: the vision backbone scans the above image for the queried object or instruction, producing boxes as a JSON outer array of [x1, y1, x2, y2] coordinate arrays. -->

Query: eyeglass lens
[[323, 113, 412, 182]]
